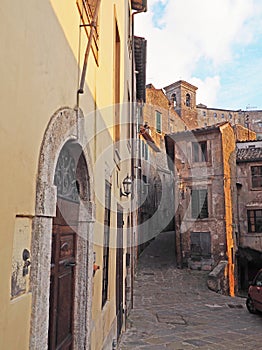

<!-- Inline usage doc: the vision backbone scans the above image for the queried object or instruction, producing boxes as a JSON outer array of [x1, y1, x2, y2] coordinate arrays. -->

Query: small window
[[145, 143, 149, 160], [221, 113, 224, 118], [213, 112, 217, 118], [229, 113, 232, 119], [192, 141, 207, 162], [203, 111, 206, 116], [186, 93, 191, 107], [155, 111, 162, 133], [142, 175, 148, 194], [248, 209, 262, 233], [141, 140, 145, 158], [191, 232, 211, 258], [172, 93, 177, 108], [191, 189, 208, 219], [251, 166, 262, 188]]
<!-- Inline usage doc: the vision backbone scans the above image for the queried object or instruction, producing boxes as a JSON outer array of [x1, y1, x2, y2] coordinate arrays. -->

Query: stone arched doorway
[[30, 108, 95, 350]]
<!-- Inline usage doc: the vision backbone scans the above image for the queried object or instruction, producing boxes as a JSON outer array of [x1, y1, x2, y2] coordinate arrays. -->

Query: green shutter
[[156, 111, 161, 133], [191, 190, 199, 218]]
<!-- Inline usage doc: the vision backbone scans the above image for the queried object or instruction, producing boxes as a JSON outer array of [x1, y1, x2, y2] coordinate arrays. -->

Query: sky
[[134, 0, 262, 110]]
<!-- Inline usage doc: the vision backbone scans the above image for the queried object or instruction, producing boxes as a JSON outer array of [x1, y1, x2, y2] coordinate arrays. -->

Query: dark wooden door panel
[[57, 272, 73, 346], [49, 199, 78, 350], [116, 207, 124, 340]]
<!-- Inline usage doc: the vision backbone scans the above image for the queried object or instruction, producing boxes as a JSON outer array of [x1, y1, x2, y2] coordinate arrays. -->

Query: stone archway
[[30, 107, 95, 350]]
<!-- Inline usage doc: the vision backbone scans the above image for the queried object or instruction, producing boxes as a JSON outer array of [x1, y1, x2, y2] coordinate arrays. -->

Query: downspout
[[130, 3, 147, 307]]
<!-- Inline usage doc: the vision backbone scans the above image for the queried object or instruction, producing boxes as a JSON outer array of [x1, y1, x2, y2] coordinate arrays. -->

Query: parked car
[[246, 268, 262, 313]]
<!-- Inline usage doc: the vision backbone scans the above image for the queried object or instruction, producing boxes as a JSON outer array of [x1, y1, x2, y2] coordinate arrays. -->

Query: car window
[[255, 272, 262, 286]]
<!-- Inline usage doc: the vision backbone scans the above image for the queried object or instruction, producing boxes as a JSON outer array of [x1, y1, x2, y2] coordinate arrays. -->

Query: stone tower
[[164, 80, 198, 128]]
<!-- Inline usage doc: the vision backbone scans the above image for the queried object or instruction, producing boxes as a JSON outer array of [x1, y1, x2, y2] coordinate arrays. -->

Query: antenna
[[246, 105, 257, 110]]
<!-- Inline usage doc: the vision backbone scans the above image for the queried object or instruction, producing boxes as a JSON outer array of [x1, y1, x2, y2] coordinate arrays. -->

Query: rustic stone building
[[165, 122, 256, 296], [162, 80, 262, 138], [164, 80, 199, 129], [142, 79, 260, 295], [236, 141, 262, 292]]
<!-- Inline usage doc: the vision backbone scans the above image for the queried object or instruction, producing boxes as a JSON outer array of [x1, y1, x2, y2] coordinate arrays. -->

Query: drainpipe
[[130, 2, 147, 306]]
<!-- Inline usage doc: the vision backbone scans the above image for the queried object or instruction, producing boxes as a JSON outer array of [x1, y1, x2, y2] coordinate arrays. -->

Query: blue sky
[[135, 0, 262, 111]]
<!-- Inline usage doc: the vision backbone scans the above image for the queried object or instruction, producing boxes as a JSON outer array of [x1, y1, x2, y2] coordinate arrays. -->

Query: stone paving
[[119, 232, 262, 349]]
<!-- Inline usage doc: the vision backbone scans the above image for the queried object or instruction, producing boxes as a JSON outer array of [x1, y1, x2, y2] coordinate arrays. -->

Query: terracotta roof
[[167, 122, 228, 138], [237, 147, 262, 162]]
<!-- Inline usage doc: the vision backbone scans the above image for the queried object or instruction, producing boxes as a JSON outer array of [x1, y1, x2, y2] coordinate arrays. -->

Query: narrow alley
[[119, 232, 262, 350]]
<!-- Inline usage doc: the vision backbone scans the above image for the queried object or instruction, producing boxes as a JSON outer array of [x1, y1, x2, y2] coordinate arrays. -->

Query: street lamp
[[120, 175, 132, 197]]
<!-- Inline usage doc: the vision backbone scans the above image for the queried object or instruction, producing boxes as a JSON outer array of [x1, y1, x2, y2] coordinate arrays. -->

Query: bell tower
[[164, 80, 198, 128]]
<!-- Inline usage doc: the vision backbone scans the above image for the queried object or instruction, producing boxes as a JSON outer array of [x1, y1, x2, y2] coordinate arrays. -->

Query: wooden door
[[48, 198, 79, 350], [116, 206, 124, 340]]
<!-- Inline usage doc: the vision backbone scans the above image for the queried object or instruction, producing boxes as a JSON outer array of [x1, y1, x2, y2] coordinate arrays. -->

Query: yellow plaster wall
[[0, 0, 132, 348], [220, 123, 236, 296]]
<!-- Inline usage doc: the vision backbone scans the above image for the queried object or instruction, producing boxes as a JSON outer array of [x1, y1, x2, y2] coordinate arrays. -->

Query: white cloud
[[190, 76, 221, 107], [134, 0, 261, 107]]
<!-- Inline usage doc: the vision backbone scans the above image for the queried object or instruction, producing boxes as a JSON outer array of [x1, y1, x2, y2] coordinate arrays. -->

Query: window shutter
[[191, 190, 199, 218], [190, 232, 201, 256], [156, 111, 161, 133], [192, 142, 199, 162], [201, 232, 211, 257]]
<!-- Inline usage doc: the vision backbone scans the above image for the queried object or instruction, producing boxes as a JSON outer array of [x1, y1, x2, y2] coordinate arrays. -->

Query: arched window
[[186, 93, 191, 107], [172, 93, 177, 107]]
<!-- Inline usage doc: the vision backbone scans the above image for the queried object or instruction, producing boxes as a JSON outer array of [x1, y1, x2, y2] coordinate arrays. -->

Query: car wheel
[[246, 297, 256, 314]]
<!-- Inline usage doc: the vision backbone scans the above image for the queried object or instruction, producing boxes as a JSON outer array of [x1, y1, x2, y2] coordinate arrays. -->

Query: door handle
[[64, 261, 76, 268]]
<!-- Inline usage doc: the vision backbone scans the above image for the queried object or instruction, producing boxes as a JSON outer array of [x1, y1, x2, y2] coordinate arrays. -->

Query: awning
[[140, 127, 160, 152]]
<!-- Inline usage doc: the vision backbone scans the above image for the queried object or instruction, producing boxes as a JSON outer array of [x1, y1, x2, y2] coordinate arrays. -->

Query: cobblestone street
[[119, 232, 262, 349]]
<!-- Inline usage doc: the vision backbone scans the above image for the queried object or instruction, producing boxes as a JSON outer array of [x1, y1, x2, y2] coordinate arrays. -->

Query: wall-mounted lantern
[[179, 182, 185, 200], [120, 175, 132, 197], [22, 249, 31, 276]]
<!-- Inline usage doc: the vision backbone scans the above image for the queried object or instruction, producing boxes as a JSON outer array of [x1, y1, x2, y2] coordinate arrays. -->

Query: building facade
[[165, 123, 256, 296], [162, 80, 262, 139], [0, 1, 146, 349], [143, 80, 260, 295], [236, 141, 262, 292]]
